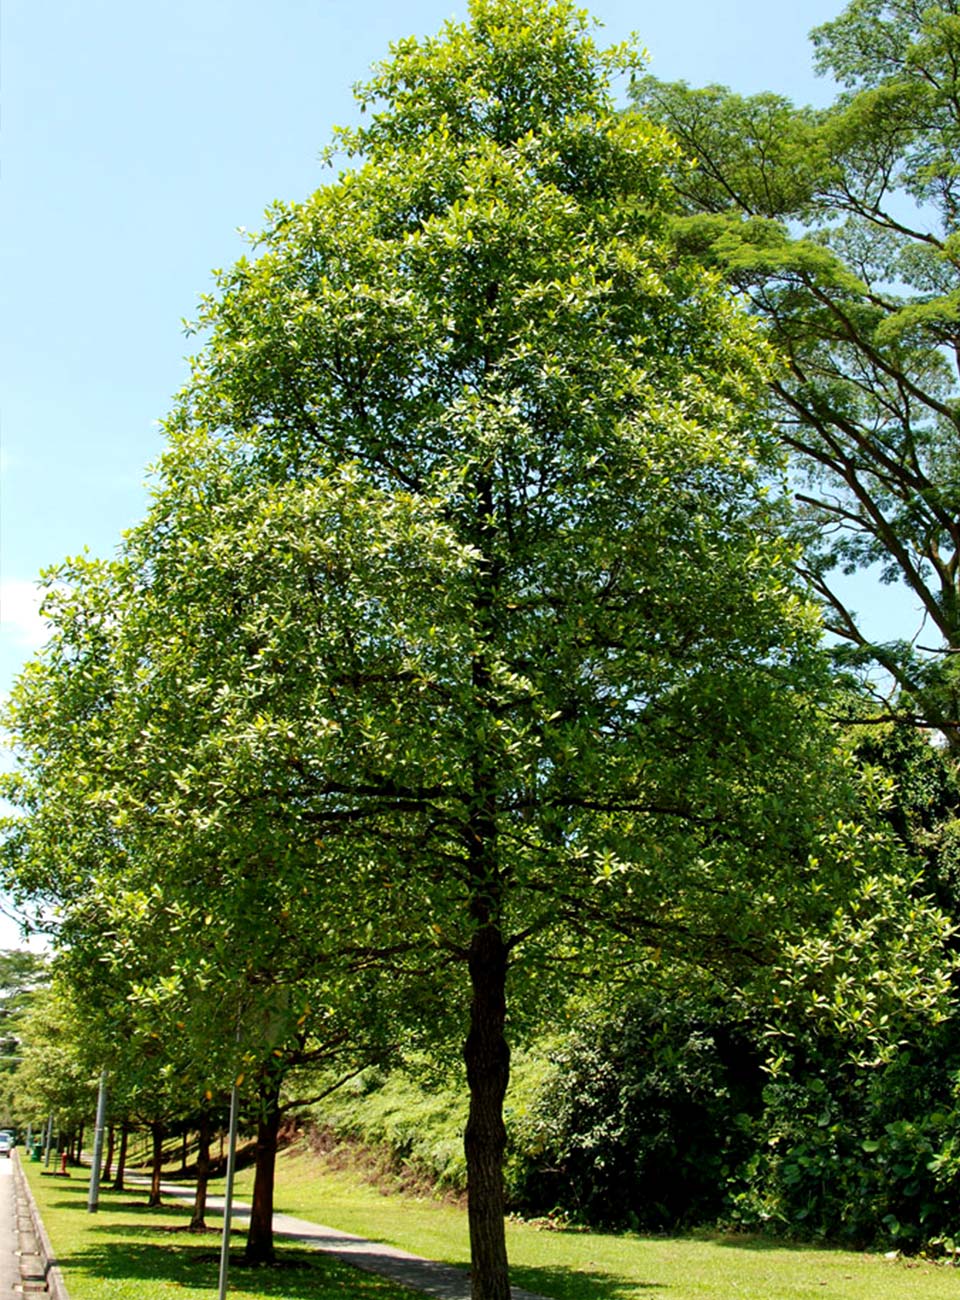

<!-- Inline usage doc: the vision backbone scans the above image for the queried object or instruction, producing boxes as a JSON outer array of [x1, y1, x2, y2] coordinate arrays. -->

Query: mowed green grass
[[19, 1157, 421, 1300], [226, 1140, 960, 1300], [20, 1146, 960, 1300]]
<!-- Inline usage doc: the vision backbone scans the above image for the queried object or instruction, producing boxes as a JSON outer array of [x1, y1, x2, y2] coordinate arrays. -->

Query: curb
[[12, 1151, 71, 1300]]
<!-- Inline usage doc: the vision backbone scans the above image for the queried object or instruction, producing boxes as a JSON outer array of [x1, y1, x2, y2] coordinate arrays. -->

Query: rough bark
[[244, 1075, 283, 1265], [464, 923, 511, 1300], [461, 460, 512, 1300], [112, 1122, 128, 1191], [148, 1122, 165, 1207], [191, 1110, 212, 1231]]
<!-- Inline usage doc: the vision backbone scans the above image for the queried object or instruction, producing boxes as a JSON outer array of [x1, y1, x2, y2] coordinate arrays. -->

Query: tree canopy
[[633, 0, 960, 743]]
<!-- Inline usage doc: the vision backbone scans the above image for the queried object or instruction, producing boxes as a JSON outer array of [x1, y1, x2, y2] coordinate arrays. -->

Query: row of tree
[[2, 3, 959, 1296]]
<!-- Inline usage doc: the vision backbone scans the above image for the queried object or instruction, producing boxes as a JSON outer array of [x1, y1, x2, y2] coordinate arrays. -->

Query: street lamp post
[[87, 1069, 108, 1212], [217, 1070, 240, 1300]]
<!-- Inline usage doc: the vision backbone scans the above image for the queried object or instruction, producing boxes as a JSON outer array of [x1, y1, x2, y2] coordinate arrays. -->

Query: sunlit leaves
[[632, 3, 960, 741]]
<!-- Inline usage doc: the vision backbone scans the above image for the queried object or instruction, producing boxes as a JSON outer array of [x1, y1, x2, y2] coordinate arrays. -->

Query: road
[[0, 1158, 21, 1294]]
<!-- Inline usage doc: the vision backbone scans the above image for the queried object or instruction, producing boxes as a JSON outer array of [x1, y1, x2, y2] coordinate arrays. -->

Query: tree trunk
[[148, 1122, 165, 1207], [244, 1074, 283, 1265], [102, 1124, 115, 1182], [464, 923, 511, 1300], [191, 1110, 212, 1231], [462, 463, 512, 1300], [112, 1122, 128, 1191], [181, 1129, 189, 1171], [75, 1124, 84, 1165]]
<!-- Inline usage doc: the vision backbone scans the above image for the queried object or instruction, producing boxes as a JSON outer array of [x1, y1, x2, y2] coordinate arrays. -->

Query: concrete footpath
[[118, 1174, 550, 1300]]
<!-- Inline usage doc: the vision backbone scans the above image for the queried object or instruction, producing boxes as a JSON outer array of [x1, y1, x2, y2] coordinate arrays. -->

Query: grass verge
[[21, 1143, 960, 1300], [20, 1157, 422, 1300], [225, 1137, 960, 1300]]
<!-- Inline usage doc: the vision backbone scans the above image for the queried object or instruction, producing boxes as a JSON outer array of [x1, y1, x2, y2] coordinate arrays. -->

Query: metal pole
[[87, 1069, 108, 1212], [216, 1075, 240, 1300], [43, 1114, 53, 1168]]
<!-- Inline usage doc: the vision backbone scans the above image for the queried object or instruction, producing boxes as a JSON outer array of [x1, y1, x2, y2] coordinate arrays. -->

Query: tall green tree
[[0, 950, 48, 1062], [130, 4, 882, 1295], [632, 0, 960, 743], [8, 979, 99, 1154], [1, 547, 437, 1262], [0, 950, 49, 1129]]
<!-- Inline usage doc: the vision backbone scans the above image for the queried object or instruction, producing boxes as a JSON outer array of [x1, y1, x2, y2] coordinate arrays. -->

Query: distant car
[[0, 1135, 12, 1157]]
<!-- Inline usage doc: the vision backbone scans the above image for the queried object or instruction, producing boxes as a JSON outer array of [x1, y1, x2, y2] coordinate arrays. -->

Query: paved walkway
[[127, 1174, 549, 1300]]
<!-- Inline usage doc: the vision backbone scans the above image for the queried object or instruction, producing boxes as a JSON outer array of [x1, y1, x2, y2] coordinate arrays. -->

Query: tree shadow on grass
[[80, 1221, 242, 1240], [37, 1179, 88, 1202], [52, 1240, 425, 1298], [43, 1188, 202, 1222], [689, 1229, 846, 1254], [510, 1262, 662, 1299], [40, 1175, 208, 1217]]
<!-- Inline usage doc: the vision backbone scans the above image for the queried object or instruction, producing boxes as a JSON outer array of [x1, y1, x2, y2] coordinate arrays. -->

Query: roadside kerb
[[12, 1150, 71, 1300]]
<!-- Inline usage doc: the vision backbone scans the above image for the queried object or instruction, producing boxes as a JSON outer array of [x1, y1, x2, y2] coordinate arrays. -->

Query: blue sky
[[0, 1, 909, 942]]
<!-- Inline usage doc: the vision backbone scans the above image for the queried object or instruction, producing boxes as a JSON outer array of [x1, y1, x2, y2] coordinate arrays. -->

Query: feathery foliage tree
[[633, 0, 960, 742]]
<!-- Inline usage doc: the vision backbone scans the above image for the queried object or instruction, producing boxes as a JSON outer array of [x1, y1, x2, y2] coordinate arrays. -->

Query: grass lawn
[[21, 1145, 960, 1300], [20, 1157, 422, 1300], [223, 1139, 960, 1300]]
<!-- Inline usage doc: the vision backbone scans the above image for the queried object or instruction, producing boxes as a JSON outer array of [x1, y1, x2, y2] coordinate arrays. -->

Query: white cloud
[[0, 579, 50, 651]]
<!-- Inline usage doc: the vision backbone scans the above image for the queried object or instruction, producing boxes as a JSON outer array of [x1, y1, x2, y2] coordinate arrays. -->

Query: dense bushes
[[508, 999, 765, 1230], [309, 1000, 960, 1252], [731, 1025, 960, 1251]]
